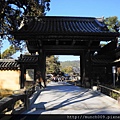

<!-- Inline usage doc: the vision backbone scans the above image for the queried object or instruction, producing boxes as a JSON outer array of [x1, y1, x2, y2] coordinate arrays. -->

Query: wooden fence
[[98, 85, 120, 100], [0, 85, 36, 114]]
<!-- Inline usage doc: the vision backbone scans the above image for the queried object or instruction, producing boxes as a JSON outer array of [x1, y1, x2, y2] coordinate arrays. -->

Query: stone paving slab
[[23, 81, 120, 114]]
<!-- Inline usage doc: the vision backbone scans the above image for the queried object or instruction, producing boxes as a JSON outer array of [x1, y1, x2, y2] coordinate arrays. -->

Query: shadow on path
[[22, 82, 120, 114]]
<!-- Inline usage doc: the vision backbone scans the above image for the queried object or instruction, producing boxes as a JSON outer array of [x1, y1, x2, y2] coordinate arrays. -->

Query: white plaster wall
[[0, 71, 20, 90]]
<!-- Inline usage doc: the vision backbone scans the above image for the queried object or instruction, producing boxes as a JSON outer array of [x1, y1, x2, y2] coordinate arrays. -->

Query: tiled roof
[[0, 59, 19, 70], [13, 16, 119, 40], [16, 55, 39, 64], [91, 56, 114, 64], [0, 55, 39, 70]]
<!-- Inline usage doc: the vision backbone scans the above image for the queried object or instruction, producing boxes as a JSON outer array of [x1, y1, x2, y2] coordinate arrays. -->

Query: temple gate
[[11, 16, 119, 88]]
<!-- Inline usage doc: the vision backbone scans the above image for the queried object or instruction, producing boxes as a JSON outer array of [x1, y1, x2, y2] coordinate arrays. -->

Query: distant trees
[[46, 58, 80, 76], [0, 0, 50, 50], [46, 55, 60, 75], [61, 66, 73, 74], [1, 45, 18, 58], [104, 16, 120, 32], [60, 60, 80, 74], [0, 0, 50, 58], [99, 16, 120, 47]]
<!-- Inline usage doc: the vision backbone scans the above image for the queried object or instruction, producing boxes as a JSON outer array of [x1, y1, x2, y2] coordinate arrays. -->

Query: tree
[[104, 16, 120, 32], [46, 55, 60, 74], [100, 16, 120, 47], [0, 0, 50, 49], [61, 66, 73, 74], [1, 45, 18, 58]]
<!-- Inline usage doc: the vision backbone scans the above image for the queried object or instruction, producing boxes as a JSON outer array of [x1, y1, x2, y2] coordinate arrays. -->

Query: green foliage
[[61, 66, 73, 74], [46, 55, 60, 74], [60, 60, 80, 74], [61, 60, 80, 68], [0, 0, 50, 46], [104, 16, 120, 32], [110, 92, 120, 100], [1, 45, 17, 58]]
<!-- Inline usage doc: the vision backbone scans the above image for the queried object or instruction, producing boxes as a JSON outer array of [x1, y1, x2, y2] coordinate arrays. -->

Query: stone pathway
[[23, 81, 120, 114]]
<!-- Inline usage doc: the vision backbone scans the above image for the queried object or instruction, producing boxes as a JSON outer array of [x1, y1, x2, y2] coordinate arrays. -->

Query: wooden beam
[[88, 40, 92, 47], [56, 40, 59, 45], [72, 40, 76, 45], [45, 50, 82, 55], [43, 45, 100, 51], [38, 40, 42, 47]]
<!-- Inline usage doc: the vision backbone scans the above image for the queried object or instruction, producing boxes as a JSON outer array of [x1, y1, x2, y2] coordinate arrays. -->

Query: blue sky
[[1, 0, 120, 61], [47, 0, 120, 19], [48, 0, 120, 61]]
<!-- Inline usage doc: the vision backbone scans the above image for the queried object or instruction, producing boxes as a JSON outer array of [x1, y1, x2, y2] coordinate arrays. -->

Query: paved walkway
[[23, 81, 120, 114]]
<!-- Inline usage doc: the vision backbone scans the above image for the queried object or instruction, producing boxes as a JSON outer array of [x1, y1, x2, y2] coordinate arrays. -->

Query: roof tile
[[13, 16, 119, 40]]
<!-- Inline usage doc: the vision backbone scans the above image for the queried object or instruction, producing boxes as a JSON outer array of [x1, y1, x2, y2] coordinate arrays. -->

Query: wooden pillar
[[39, 50, 46, 87], [86, 51, 92, 87], [80, 51, 86, 86], [80, 50, 92, 88], [42, 52, 46, 87], [34, 68, 36, 82], [20, 65, 26, 89], [32, 67, 36, 92], [33, 67, 36, 92]]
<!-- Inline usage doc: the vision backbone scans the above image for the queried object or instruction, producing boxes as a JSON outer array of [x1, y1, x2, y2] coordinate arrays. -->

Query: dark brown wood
[[0, 85, 36, 114], [11, 16, 119, 88], [34, 68, 36, 82], [38, 50, 46, 87], [17, 55, 40, 88], [98, 41, 117, 55], [80, 51, 86, 86], [12, 16, 119, 57], [20, 65, 25, 89], [12, 16, 119, 42]]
